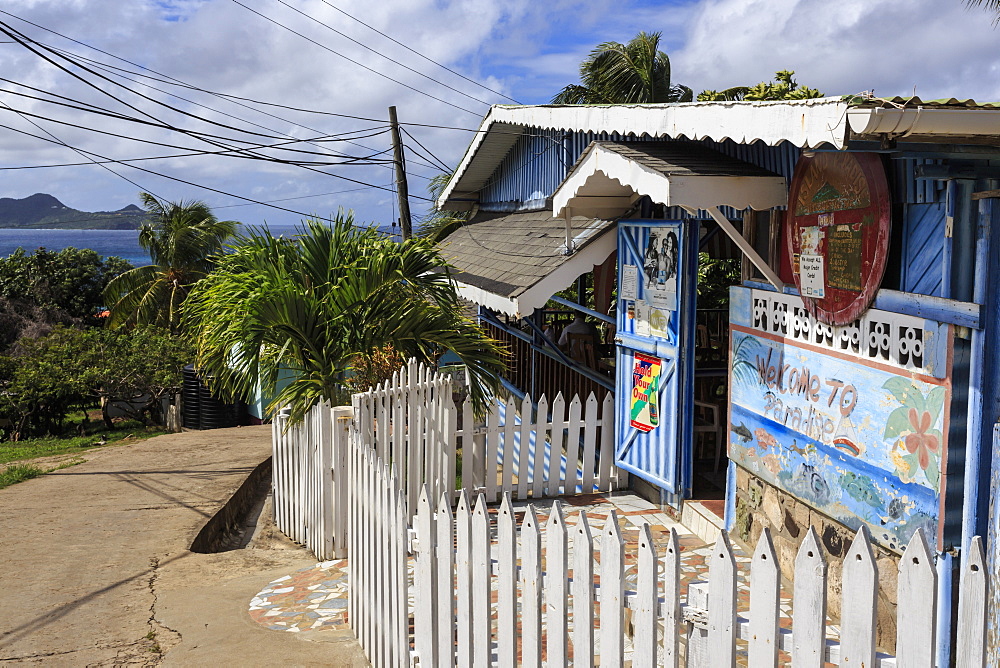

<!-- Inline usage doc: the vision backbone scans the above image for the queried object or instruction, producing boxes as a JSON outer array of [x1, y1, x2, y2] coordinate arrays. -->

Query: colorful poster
[[629, 353, 661, 432], [642, 226, 679, 310]]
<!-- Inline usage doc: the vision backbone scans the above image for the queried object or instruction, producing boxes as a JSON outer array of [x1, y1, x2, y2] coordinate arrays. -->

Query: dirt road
[[0, 426, 367, 666]]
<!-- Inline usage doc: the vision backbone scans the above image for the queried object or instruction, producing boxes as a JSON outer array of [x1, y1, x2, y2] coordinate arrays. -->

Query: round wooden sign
[[785, 152, 891, 325]]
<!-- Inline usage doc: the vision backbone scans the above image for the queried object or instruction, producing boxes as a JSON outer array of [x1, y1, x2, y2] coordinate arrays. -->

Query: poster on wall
[[629, 353, 661, 432], [728, 287, 952, 554], [642, 226, 679, 311], [785, 152, 891, 325]]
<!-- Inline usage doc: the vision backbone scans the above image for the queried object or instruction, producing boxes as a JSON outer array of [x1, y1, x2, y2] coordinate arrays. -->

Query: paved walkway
[[248, 492, 824, 665], [0, 425, 366, 667]]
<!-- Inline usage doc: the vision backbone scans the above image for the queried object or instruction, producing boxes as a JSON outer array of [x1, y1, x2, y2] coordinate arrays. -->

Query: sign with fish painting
[[728, 286, 952, 553]]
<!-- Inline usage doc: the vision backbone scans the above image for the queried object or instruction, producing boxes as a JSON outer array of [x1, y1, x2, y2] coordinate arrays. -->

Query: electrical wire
[[273, 0, 496, 108], [401, 126, 452, 172], [229, 0, 481, 116], [314, 0, 520, 104]]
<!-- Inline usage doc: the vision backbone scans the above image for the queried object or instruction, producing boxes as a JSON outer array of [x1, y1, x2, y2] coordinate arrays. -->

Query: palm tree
[[552, 31, 693, 104], [417, 170, 468, 243], [103, 193, 237, 333], [967, 0, 1000, 23], [697, 70, 822, 102], [183, 212, 504, 422]]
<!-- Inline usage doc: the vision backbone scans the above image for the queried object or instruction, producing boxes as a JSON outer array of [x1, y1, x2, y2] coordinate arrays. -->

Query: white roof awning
[[552, 141, 788, 219], [552, 141, 788, 291]]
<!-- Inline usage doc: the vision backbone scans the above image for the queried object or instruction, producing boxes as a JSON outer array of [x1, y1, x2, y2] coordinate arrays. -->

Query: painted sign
[[629, 353, 661, 432], [785, 152, 891, 325], [729, 287, 952, 553]]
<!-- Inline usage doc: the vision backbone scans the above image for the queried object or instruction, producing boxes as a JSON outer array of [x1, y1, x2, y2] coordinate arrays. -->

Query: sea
[[0, 223, 402, 266]]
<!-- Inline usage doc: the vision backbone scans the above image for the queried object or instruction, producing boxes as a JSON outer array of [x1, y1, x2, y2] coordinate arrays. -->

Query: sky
[[0, 0, 998, 230]]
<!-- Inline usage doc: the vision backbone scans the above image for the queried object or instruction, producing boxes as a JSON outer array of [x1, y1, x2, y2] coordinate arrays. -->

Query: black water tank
[[181, 365, 201, 429], [181, 366, 243, 430]]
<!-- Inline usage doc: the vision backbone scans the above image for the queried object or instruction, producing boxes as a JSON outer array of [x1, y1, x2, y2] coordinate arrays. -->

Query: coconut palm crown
[[103, 192, 237, 332], [183, 212, 504, 422], [552, 31, 693, 104]]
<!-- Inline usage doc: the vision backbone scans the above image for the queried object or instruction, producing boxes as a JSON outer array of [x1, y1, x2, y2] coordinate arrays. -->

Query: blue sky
[[0, 0, 998, 229]]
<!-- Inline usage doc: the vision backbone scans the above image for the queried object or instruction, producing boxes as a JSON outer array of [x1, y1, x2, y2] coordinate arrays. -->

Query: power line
[[273, 0, 496, 108], [0, 119, 436, 206], [314, 0, 520, 104], [229, 0, 481, 116], [401, 126, 452, 172]]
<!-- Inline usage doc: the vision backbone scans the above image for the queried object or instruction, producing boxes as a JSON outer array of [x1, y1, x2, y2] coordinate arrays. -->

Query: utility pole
[[388, 106, 412, 240]]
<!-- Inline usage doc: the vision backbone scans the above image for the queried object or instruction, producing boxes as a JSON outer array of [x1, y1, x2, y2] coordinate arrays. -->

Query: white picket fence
[[408, 491, 989, 668], [272, 360, 621, 560]]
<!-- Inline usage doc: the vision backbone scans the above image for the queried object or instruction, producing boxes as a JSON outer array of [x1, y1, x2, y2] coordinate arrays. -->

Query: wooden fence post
[[546, 502, 569, 668], [436, 493, 455, 668], [454, 490, 473, 668], [748, 528, 779, 668], [840, 526, 878, 667], [707, 531, 736, 668], [634, 523, 658, 667], [957, 535, 987, 668], [545, 393, 566, 498], [497, 493, 517, 667], [600, 511, 624, 668], [896, 528, 937, 667], [662, 528, 680, 668], [471, 494, 491, 668], [573, 511, 595, 668], [792, 527, 827, 668], [521, 505, 542, 668]]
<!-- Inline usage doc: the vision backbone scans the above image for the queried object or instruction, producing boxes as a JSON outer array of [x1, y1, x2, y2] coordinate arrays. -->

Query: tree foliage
[[103, 192, 237, 333], [552, 31, 693, 104], [417, 170, 469, 243], [184, 212, 505, 422], [0, 326, 191, 439], [697, 70, 823, 102]]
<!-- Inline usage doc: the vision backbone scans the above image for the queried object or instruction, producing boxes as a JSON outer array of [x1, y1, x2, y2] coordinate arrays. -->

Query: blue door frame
[[614, 220, 698, 502]]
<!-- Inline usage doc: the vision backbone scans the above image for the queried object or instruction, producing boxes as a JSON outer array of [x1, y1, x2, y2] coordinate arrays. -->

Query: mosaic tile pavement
[[249, 493, 837, 665]]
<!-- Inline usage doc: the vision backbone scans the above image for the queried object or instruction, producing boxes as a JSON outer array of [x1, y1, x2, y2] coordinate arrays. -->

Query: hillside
[[0, 193, 149, 230]]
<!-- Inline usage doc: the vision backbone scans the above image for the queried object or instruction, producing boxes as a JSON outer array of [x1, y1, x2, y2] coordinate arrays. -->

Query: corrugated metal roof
[[588, 141, 783, 177], [846, 95, 1000, 110], [439, 210, 616, 316], [438, 98, 849, 210]]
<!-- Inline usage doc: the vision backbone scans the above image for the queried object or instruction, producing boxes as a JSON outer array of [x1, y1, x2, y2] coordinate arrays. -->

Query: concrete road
[[0, 426, 367, 666]]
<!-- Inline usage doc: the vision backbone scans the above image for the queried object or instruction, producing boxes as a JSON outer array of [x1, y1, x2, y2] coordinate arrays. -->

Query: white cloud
[[1, 0, 999, 229]]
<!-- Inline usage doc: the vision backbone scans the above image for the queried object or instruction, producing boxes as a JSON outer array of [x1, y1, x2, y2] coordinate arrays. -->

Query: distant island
[[0, 193, 149, 230]]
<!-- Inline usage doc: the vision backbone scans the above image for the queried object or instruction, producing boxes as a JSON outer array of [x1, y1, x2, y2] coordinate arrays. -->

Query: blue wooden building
[[435, 97, 1000, 662]]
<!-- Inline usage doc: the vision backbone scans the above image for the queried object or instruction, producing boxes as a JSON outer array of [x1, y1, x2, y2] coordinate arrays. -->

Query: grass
[[0, 423, 167, 466], [0, 463, 44, 489]]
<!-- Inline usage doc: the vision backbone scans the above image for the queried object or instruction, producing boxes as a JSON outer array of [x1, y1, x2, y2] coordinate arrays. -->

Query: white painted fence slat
[[461, 398, 476, 495], [597, 393, 614, 491], [580, 393, 599, 495], [436, 493, 455, 668], [415, 488, 436, 668], [516, 394, 534, 499], [792, 527, 828, 668], [501, 395, 517, 496], [840, 527, 878, 668], [546, 502, 568, 668], [748, 528, 779, 668], [573, 511, 595, 668], [445, 400, 458, 506], [957, 536, 987, 668], [531, 395, 549, 499], [497, 494, 517, 668], [454, 491, 473, 668], [564, 395, 583, 495], [662, 527, 680, 668], [485, 401, 501, 503], [707, 531, 737, 668], [600, 511, 624, 668], [471, 494, 491, 668], [896, 529, 936, 668], [545, 393, 566, 498], [521, 505, 542, 668], [634, 523, 658, 668]]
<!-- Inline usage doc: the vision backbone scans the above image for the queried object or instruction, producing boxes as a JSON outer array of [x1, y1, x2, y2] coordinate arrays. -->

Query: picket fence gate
[[271, 360, 621, 560], [408, 490, 989, 668]]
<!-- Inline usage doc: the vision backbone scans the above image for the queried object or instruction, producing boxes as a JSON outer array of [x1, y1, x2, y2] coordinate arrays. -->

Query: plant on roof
[[552, 31, 692, 104], [184, 212, 504, 422], [697, 70, 823, 102]]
